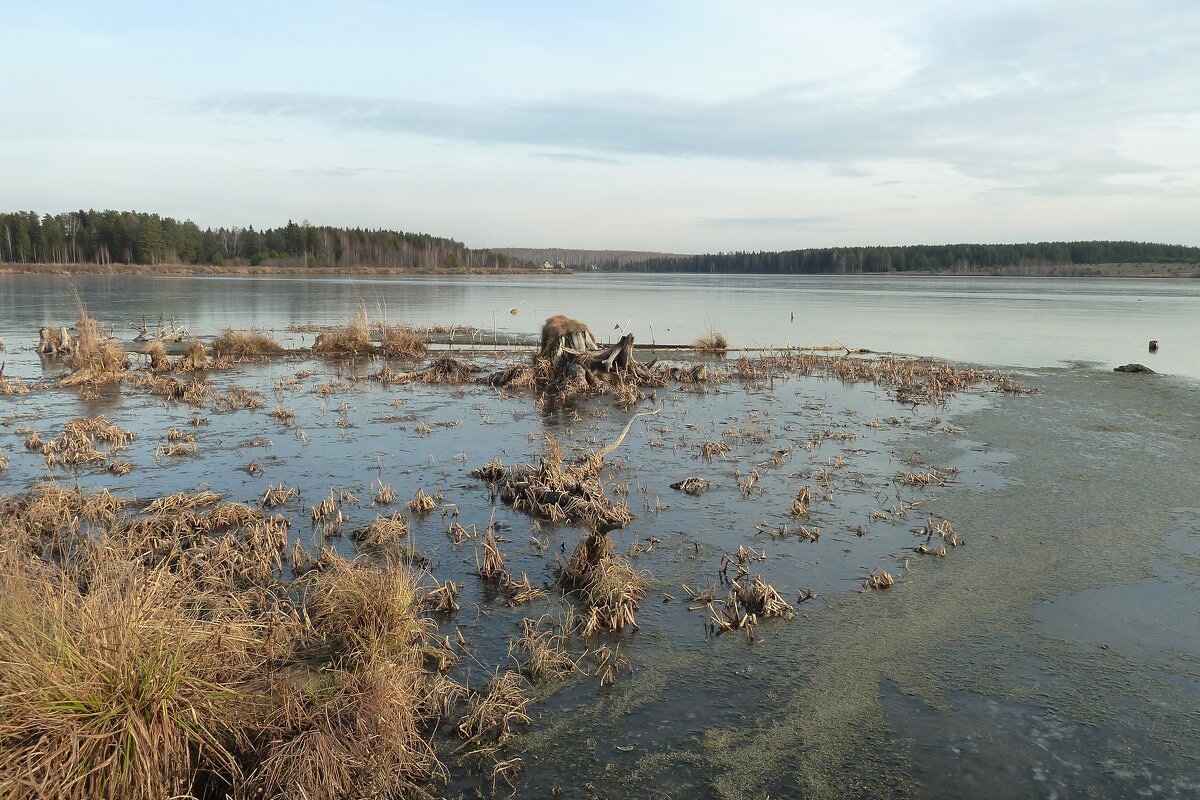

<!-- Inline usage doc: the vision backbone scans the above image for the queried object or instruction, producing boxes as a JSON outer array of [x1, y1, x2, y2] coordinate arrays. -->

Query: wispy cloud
[[196, 2, 1200, 200], [534, 151, 624, 165]]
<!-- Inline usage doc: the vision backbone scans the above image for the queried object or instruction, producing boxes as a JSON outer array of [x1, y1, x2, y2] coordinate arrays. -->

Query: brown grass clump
[[476, 526, 506, 580], [457, 671, 532, 755], [559, 531, 647, 635], [143, 339, 170, 371], [352, 513, 425, 564], [312, 303, 373, 356], [693, 330, 729, 353], [61, 297, 129, 385], [511, 614, 579, 682], [41, 417, 136, 468], [372, 479, 397, 505], [179, 337, 207, 370], [261, 483, 299, 508], [0, 364, 29, 396], [107, 459, 134, 475], [0, 483, 472, 800], [378, 323, 427, 358], [302, 553, 432, 655], [211, 328, 285, 359], [408, 488, 438, 515], [670, 476, 710, 495], [864, 567, 896, 590], [471, 415, 654, 532], [697, 438, 732, 460]]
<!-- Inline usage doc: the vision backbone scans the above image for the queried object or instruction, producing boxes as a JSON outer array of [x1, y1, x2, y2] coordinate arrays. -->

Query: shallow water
[[1, 276, 1198, 799], [1, 272, 1198, 378]]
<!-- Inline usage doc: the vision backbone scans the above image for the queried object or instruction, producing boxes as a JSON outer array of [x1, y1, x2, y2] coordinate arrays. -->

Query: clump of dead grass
[[693, 330, 729, 353], [313, 302, 373, 356], [61, 297, 129, 386], [211, 328, 285, 359], [378, 323, 427, 358]]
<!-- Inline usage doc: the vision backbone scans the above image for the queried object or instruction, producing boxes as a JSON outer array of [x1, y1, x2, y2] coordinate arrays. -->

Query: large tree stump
[[540, 315, 598, 361]]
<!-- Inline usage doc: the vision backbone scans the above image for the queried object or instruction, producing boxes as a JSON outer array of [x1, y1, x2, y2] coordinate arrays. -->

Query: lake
[[0, 272, 1197, 799], [0, 273, 1197, 379]]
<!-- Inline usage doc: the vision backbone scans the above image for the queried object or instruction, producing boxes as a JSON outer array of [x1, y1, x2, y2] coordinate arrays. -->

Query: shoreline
[[0, 262, 571, 278], [1, 261, 1196, 279]]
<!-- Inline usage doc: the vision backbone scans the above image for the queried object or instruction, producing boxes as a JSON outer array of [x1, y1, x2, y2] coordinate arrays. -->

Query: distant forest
[[0, 209, 527, 271], [620, 241, 1200, 274], [487, 247, 685, 270]]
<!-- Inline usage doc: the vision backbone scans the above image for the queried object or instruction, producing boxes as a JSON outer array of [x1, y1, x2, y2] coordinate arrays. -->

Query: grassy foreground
[[0, 484, 488, 800]]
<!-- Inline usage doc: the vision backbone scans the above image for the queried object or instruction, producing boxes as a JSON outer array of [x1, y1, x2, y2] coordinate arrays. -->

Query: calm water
[[0, 273, 1197, 379], [0, 273, 1197, 798]]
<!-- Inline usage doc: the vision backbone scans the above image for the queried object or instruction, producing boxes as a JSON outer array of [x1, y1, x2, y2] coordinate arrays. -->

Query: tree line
[[618, 241, 1200, 274], [0, 209, 527, 271]]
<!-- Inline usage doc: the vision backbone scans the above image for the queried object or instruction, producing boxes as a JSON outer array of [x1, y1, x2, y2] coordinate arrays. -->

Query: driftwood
[[128, 313, 191, 343]]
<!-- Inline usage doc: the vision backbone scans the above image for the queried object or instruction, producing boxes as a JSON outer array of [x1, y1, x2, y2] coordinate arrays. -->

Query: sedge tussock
[[864, 567, 896, 590], [693, 330, 729, 353], [60, 296, 129, 386], [670, 476, 711, 495], [510, 614, 579, 682], [408, 488, 438, 514], [261, 483, 299, 508], [377, 323, 427, 358], [211, 327, 285, 359]]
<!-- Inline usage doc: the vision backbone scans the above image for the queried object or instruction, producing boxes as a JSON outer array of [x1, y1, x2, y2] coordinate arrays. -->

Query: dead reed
[[211, 328, 285, 359], [61, 296, 129, 385], [312, 302, 373, 356], [670, 476, 711, 495], [693, 330, 729, 353], [378, 323, 427, 358]]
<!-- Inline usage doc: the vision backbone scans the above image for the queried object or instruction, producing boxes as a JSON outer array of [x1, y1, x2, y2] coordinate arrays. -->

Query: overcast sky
[[4, 0, 1199, 252]]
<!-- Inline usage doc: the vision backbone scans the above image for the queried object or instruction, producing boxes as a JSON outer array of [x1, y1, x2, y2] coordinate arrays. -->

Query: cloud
[[196, 2, 1200, 199], [533, 151, 625, 165], [698, 216, 837, 230], [286, 166, 403, 178]]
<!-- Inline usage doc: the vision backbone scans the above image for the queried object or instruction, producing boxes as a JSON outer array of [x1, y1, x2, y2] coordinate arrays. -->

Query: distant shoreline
[[0, 261, 1195, 279], [0, 263, 569, 278]]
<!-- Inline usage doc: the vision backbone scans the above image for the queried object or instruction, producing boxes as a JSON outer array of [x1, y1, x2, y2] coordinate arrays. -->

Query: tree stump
[[540, 315, 598, 361]]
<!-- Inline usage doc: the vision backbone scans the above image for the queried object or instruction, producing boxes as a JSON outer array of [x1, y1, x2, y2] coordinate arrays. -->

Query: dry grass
[[211, 328, 285, 359], [352, 513, 424, 563], [471, 422, 648, 532], [693, 330, 729, 353], [670, 476, 710, 495], [511, 614, 579, 682], [143, 339, 170, 371], [312, 302, 373, 356], [559, 531, 647, 635], [261, 483, 299, 508], [179, 338, 207, 370], [408, 488, 438, 515], [0, 364, 28, 396], [41, 417, 136, 468], [378, 323, 427, 358], [864, 567, 896, 590], [61, 296, 129, 385]]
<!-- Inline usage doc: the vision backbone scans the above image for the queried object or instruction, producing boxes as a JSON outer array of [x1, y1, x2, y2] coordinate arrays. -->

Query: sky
[[3, 0, 1199, 252]]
